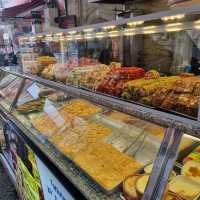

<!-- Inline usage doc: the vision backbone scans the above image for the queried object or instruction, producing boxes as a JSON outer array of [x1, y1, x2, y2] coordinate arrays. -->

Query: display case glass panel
[[0, 73, 23, 110], [158, 134, 200, 200], [10, 78, 167, 198]]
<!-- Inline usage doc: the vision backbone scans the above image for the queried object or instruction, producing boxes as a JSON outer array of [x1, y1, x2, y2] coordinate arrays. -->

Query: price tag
[[27, 83, 40, 99], [44, 99, 65, 128]]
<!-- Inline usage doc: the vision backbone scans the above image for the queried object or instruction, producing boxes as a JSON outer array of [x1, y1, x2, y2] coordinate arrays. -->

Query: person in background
[[191, 57, 200, 76], [11, 54, 18, 65], [99, 48, 111, 65], [34, 40, 54, 57], [3, 54, 9, 66], [0, 49, 5, 66]]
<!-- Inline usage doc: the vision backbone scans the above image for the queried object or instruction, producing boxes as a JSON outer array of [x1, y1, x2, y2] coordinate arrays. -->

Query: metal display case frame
[[0, 67, 199, 200]]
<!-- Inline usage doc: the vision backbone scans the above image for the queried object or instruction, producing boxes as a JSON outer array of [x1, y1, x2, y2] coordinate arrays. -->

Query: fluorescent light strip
[[127, 21, 144, 26], [59, 37, 65, 41], [165, 27, 183, 32], [165, 22, 183, 27], [103, 25, 116, 30], [161, 14, 185, 21], [75, 34, 83, 40], [67, 36, 73, 41], [46, 34, 52, 37], [56, 32, 63, 36], [123, 28, 136, 36], [194, 25, 200, 29], [68, 30, 77, 34], [84, 33, 93, 39], [143, 30, 157, 34], [124, 32, 136, 36], [83, 28, 94, 33], [165, 22, 183, 32], [96, 32, 106, 38], [194, 20, 200, 25], [143, 26, 157, 30], [108, 30, 120, 37]]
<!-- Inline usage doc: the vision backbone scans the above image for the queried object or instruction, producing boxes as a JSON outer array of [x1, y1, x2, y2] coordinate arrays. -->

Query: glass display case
[[0, 5, 200, 200]]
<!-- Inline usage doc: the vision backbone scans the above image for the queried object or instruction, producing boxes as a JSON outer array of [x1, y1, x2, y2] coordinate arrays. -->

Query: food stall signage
[[35, 156, 75, 200]]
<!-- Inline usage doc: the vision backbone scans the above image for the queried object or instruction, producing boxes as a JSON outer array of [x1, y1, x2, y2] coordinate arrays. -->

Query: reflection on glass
[[12, 80, 166, 194]]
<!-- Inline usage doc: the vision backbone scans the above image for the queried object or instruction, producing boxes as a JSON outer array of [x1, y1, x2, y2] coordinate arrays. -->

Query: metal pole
[[142, 128, 183, 200], [65, 0, 68, 16]]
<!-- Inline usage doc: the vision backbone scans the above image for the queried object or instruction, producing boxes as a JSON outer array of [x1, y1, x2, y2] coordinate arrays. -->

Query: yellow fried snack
[[73, 141, 141, 191], [59, 99, 102, 118], [49, 121, 112, 158], [31, 112, 75, 137]]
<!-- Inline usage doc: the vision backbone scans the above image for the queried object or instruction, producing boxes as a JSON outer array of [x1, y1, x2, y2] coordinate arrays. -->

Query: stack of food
[[40, 64, 56, 80], [97, 67, 145, 97], [59, 99, 102, 118], [77, 62, 122, 90], [16, 99, 45, 114], [77, 67, 110, 90], [40, 62, 78, 82], [123, 159, 200, 200], [66, 64, 110, 86], [122, 76, 180, 102], [161, 77, 200, 117], [37, 56, 57, 73], [31, 99, 102, 137], [79, 57, 99, 66], [122, 73, 200, 117]]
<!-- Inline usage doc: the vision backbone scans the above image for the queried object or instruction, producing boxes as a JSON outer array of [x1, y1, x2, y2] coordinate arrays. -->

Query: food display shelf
[[1, 68, 200, 138]]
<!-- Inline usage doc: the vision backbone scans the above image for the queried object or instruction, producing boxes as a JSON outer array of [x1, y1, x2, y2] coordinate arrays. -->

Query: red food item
[[98, 67, 145, 96], [79, 57, 99, 66]]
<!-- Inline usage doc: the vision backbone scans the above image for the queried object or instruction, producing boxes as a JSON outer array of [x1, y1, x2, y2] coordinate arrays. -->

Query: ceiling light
[[161, 14, 185, 21], [56, 32, 63, 36], [83, 28, 94, 33], [96, 32, 106, 38], [127, 21, 144, 26], [103, 25, 116, 30], [68, 30, 77, 34], [108, 30, 119, 37]]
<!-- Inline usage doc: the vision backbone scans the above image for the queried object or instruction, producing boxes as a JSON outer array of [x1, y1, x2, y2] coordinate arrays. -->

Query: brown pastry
[[173, 78, 198, 93], [193, 82, 200, 96], [175, 94, 191, 114], [161, 92, 179, 110], [152, 87, 172, 107]]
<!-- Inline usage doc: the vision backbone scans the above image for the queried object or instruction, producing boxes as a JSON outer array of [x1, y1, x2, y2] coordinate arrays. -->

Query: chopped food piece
[[16, 99, 44, 114], [182, 161, 200, 183], [73, 141, 141, 191], [136, 174, 149, 195], [169, 175, 200, 199], [123, 175, 140, 200]]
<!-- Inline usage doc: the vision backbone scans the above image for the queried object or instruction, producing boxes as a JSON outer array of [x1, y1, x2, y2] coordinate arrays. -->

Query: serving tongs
[[125, 128, 147, 157]]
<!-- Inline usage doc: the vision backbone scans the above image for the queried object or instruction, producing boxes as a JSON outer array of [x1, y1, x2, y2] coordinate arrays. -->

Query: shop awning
[[88, 0, 137, 3], [1, 0, 45, 18]]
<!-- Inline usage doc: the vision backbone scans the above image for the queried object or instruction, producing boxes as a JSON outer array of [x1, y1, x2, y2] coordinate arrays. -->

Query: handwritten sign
[[35, 156, 75, 200]]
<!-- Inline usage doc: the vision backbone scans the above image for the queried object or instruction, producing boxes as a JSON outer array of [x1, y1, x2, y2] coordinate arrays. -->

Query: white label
[[44, 99, 65, 128], [27, 83, 40, 99], [35, 156, 75, 200]]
